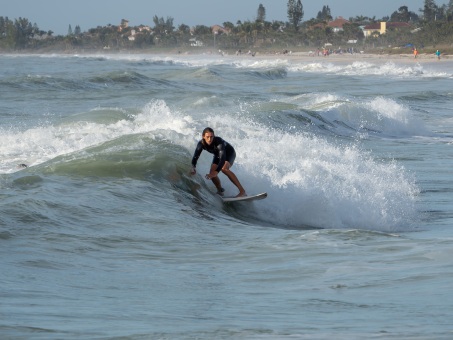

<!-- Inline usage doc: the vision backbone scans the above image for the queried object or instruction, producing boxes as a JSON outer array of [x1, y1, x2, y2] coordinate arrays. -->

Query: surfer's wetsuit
[[191, 136, 236, 172]]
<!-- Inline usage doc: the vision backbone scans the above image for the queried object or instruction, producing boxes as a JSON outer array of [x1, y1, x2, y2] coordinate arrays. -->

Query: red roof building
[[328, 17, 350, 33]]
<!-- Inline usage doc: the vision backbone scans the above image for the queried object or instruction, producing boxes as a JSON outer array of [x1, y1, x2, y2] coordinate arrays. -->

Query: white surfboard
[[222, 192, 267, 203]]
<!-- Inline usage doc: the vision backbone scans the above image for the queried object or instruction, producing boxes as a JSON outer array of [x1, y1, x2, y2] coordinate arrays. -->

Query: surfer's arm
[[190, 141, 203, 174], [214, 142, 226, 173]]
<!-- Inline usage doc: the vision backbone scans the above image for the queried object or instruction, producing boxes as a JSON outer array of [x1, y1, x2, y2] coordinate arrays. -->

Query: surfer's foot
[[216, 188, 225, 196], [235, 191, 247, 198]]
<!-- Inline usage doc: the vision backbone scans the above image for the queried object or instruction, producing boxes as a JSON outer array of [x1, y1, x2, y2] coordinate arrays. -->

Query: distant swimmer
[[190, 127, 246, 197], [17, 164, 28, 168]]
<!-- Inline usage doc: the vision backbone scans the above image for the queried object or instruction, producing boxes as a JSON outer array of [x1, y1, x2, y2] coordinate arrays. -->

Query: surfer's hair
[[202, 127, 214, 136]]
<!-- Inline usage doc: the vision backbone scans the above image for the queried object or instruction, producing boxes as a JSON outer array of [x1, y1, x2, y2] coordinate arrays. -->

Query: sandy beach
[[230, 50, 451, 64]]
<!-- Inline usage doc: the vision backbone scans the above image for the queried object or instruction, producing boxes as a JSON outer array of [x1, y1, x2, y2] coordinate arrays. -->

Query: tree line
[[1, 0, 452, 52]]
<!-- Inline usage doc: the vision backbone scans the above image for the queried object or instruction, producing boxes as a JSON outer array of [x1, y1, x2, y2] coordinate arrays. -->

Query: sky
[[2, 0, 449, 35]]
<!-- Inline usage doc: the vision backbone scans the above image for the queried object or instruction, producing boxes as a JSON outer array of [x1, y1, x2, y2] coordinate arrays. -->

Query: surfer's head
[[202, 127, 215, 145]]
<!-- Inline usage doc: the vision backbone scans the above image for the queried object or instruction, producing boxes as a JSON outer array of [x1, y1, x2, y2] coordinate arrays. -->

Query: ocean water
[[1, 52, 452, 339]]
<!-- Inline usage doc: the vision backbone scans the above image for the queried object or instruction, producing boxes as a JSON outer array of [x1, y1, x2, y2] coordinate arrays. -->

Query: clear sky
[[2, 0, 449, 35]]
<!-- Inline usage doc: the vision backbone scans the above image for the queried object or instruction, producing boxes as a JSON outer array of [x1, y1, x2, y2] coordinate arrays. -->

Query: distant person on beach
[[435, 50, 440, 59], [413, 48, 418, 59], [190, 127, 246, 197]]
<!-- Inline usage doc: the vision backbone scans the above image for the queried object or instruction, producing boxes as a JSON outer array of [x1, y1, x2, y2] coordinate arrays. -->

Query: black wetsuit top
[[191, 136, 236, 173]]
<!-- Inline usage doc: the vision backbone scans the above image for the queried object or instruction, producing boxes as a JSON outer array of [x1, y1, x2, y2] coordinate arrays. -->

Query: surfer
[[190, 127, 246, 197]]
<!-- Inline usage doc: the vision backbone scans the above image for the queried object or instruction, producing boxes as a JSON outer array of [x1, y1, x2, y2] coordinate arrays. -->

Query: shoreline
[[248, 51, 451, 64], [1, 48, 451, 65]]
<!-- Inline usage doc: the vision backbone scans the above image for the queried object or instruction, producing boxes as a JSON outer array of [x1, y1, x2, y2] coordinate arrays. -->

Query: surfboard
[[222, 192, 267, 203]]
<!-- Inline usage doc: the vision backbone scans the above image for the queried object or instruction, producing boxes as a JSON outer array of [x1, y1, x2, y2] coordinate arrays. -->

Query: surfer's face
[[203, 132, 214, 145]]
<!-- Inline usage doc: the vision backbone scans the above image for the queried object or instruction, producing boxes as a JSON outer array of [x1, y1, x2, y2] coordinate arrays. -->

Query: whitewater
[[1, 53, 452, 339]]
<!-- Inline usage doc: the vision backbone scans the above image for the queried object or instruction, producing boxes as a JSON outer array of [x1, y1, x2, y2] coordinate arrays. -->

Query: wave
[[246, 68, 288, 80], [323, 95, 428, 137], [181, 66, 223, 81], [401, 91, 453, 103], [89, 70, 180, 89], [5, 53, 451, 79], [0, 99, 420, 231], [0, 74, 100, 91], [41, 136, 191, 181], [90, 70, 150, 85], [288, 60, 452, 78], [0, 55, 188, 92], [115, 54, 451, 79], [248, 93, 428, 138], [0, 71, 180, 93]]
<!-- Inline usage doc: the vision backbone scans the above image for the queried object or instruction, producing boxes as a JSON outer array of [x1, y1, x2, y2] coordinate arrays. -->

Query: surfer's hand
[[190, 167, 196, 175]]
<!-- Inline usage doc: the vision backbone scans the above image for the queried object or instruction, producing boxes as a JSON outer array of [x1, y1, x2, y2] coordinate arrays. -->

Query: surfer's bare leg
[[211, 176, 223, 192], [209, 164, 223, 193], [221, 162, 246, 197]]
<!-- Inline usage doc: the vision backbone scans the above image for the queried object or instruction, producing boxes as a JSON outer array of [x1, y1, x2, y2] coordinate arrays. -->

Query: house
[[328, 16, 350, 33], [128, 30, 136, 41], [308, 17, 349, 33], [189, 38, 204, 47], [363, 22, 411, 38], [137, 25, 152, 33]]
